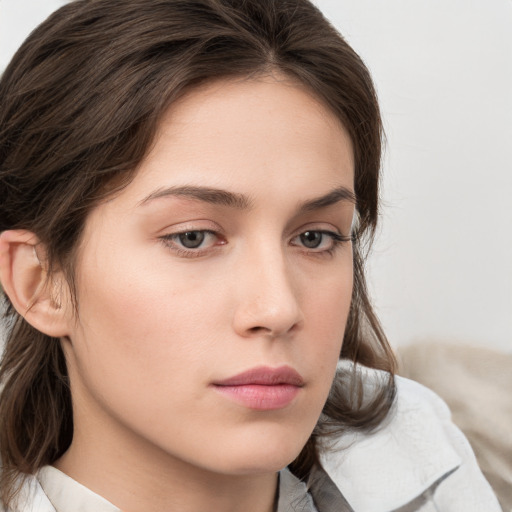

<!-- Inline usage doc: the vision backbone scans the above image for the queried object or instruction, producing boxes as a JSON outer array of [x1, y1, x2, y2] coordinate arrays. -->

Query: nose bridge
[[233, 238, 302, 337]]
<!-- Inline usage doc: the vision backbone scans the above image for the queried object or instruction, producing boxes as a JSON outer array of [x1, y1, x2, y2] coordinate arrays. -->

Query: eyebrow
[[139, 185, 252, 209], [297, 186, 356, 213], [139, 184, 356, 212]]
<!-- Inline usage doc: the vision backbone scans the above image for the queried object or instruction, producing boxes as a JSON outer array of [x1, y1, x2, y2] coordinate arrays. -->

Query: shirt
[[31, 464, 319, 512]]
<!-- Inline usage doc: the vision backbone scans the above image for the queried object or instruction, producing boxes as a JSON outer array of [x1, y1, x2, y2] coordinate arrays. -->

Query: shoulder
[[319, 370, 502, 512]]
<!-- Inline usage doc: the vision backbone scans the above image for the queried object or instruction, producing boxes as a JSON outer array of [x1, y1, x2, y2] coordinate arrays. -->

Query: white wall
[[1, 1, 511, 351], [315, 0, 512, 351]]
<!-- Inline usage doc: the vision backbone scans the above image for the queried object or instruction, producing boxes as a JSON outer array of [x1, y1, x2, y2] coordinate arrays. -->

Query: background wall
[[1, 0, 511, 351]]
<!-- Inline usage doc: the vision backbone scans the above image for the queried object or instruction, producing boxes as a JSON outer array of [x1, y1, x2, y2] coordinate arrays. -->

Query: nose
[[232, 246, 303, 339]]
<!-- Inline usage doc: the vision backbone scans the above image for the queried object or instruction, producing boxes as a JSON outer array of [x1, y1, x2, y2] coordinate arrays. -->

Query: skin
[[3, 75, 356, 512]]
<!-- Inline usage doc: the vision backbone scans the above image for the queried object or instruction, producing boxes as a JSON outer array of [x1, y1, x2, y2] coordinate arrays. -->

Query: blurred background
[[1, 0, 511, 352]]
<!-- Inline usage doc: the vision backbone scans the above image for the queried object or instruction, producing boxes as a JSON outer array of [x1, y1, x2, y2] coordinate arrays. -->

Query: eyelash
[[159, 229, 352, 258]]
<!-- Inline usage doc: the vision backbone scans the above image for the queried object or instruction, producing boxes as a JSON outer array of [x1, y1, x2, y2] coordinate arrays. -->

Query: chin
[[206, 427, 311, 475]]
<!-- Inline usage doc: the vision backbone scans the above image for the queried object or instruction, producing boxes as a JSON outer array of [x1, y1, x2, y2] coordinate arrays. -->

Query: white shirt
[[319, 374, 502, 511]]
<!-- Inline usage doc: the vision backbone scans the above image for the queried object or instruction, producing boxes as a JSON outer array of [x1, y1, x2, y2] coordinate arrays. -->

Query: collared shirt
[[319, 374, 501, 511], [33, 461, 357, 512], [3, 375, 502, 512], [33, 465, 322, 512]]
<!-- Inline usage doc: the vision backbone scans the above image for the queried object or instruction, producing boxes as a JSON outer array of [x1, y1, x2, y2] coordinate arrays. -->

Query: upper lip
[[213, 366, 304, 387]]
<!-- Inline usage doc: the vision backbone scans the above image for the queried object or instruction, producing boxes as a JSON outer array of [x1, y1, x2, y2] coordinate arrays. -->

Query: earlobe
[[0, 230, 70, 338]]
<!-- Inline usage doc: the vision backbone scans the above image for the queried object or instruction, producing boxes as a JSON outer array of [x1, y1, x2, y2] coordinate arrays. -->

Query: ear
[[0, 230, 70, 338]]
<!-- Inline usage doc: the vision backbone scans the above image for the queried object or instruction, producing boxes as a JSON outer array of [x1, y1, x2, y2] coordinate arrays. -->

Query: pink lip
[[212, 366, 304, 410]]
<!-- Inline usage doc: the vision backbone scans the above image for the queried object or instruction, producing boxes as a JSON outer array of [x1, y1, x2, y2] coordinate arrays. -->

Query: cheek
[[69, 247, 226, 400], [299, 260, 354, 383], [67, 266, 226, 447], [78, 232, 223, 331], [305, 261, 353, 336]]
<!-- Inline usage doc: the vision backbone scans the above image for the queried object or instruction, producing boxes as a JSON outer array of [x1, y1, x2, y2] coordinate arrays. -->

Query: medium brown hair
[[0, 0, 396, 504]]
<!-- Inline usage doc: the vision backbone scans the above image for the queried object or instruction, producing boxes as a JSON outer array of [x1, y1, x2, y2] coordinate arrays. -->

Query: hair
[[0, 0, 396, 505]]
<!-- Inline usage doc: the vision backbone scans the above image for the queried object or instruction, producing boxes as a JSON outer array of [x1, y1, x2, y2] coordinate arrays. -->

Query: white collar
[[9, 466, 320, 512], [37, 465, 120, 512], [319, 372, 461, 511]]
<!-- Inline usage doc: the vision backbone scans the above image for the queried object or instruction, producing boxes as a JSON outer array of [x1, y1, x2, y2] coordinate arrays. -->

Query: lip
[[212, 366, 304, 410]]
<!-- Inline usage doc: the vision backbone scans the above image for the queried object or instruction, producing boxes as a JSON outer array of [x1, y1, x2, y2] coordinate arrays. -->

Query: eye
[[160, 230, 224, 255], [178, 231, 207, 249], [291, 230, 351, 253], [299, 231, 324, 249]]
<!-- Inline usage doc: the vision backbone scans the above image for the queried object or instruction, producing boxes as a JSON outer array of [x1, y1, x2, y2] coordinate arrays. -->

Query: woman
[[0, 0, 500, 511]]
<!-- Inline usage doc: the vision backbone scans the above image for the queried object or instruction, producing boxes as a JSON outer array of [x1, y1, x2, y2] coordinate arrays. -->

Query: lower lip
[[213, 384, 301, 410]]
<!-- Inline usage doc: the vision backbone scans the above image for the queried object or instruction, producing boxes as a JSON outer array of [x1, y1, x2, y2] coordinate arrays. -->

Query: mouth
[[211, 366, 304, 410]]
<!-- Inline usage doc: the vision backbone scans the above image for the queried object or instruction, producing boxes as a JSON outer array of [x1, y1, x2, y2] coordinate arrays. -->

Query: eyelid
[[156, 219, 222, 235], [290, 222, 344, 239]]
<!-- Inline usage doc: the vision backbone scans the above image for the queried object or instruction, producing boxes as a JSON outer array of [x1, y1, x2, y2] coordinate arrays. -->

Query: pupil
[[179, 231, 205, 249], [301, 231, 322, 248]]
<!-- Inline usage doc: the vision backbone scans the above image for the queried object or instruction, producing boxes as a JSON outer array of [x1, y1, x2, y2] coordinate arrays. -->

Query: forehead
[[159, 74, 347, 139], [162, 74, 349, 147], [96, 75, 354, 216], [138, 76, 352, 185]]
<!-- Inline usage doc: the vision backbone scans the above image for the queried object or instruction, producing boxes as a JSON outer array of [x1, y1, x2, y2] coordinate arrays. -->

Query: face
[[60, 75, 355, 477]]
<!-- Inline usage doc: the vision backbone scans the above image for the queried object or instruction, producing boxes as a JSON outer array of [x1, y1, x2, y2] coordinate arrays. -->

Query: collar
[[14, 466, 323, 512], [319, 372, 461, 512], [36, 466, 120, 512], [278, 467, 356, 512], [277, 469, 318, 512]]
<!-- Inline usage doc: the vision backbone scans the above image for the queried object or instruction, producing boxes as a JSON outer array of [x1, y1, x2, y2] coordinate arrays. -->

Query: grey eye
[[300, 231, 322, 248], [178, 231, 205, 249]]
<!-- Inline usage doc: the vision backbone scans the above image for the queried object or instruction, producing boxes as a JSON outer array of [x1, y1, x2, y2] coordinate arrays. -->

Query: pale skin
[[0, 75, 355, 512]]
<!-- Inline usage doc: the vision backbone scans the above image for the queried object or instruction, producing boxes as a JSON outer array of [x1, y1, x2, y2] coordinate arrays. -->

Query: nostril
[[248, 326, 270, 334], [245, 322, 300, 338]]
